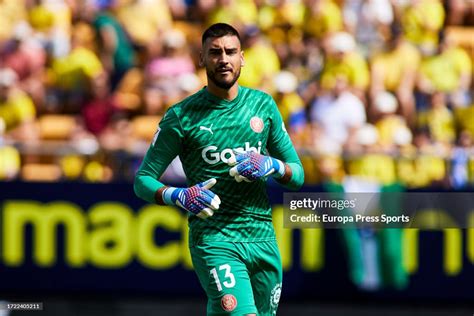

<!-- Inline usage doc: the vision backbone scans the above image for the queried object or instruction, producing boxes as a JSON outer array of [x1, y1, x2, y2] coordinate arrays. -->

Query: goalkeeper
[[134, 23, 304, 316]]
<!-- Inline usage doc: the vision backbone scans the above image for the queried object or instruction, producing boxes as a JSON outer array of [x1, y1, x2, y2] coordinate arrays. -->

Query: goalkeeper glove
[[228, 150, 285, 182], [162, 178, 221, 219]]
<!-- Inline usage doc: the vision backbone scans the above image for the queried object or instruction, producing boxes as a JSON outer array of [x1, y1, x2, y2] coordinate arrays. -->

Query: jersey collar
[[202, 85, 243, 108]]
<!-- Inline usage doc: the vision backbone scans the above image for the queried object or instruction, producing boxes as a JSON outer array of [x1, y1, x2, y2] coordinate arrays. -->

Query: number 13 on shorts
[[210, 264, 236, 291]]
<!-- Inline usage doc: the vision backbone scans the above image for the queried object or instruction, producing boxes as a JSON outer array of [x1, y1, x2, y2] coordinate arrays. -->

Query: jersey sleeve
[[267, 97, 304, 190], [134, 108, 184, 203]]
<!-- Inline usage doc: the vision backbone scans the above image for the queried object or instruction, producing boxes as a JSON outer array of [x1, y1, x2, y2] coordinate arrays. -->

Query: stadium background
[[0, 0, 473, 315]]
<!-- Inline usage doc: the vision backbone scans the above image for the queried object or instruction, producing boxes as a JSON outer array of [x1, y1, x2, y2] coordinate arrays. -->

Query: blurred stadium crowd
[[0, 0, 473, 188]]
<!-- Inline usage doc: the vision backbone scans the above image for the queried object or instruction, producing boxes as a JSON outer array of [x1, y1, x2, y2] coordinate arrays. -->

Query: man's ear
[[241, 51, 245, 67], [199, 51, 204, 67]]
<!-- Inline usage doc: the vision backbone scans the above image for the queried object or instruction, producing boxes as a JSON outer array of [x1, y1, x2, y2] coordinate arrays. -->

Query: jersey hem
[[208, 307, 257, 316], [189, 236, 276, 247]]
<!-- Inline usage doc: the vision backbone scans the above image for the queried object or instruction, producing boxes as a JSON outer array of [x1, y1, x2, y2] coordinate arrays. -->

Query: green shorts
[[190, 240, 282, 316]]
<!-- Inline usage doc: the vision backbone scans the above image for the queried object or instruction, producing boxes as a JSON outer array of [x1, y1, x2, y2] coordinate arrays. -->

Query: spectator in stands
[[1, 21, 47, 108], [142, 73, 201, 117], [206, 0, 258, 29], [81, 72, 118, 136], [143, 85, 166, 116], [176, 72, 202, 98], [407, 127, 448, 187], [145, 28, 196, 106], [417, 92, 456, 145], [320, 32, 370, 101], [0, 117, 21, 181], [273, 70, 307, 146], [454, 102, 474, 139], [116, 0, 173, 47], [445, 0, 471, 25], [0, 68, 37, 135], [303, 0, 343, 40], [342, 0, 394, 57], [370, 26, 420, 126], [347, 123, 397, 185], [0, 0, 26, 42], [113, 67, 144, 113], [195, 0, 217, 21], [392, 124, 414, 155], [373, 91, 411, 153], [416, 32, 472, 109], [48, 23, 104, 113], [256, 0, 306, 67], [254, 0, 305, 62], [84, 0, 136, 89], [146, 28, 195, 78], [98, 113, 132, 152], [28, 0, 72, 58], [238, 26, 280, 90], [310, 75, 367, 152], [257, 0, 305, 34], [450, 130, 473, 189], [400, 0, 445, 54]]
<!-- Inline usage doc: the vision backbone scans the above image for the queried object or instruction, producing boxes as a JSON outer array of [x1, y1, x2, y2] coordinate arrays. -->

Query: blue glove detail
[[163, 178, 221, 219], [228, 150, 285, 182]]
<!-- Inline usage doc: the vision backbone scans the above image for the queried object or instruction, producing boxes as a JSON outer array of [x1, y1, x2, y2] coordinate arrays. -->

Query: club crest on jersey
[[221, 294, 237, 312], [250, 116, 264, 133]]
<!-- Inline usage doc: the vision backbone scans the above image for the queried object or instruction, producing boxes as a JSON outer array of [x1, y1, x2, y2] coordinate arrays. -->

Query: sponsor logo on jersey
[[270, 283, 282, 313], [221, 294, 237, 312], [202, 142, 262, 164], [199, 124, 213, 135], [250, 116, 264, 133]]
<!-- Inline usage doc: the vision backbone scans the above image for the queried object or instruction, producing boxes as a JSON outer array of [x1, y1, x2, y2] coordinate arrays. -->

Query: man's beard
[[207, 67, 241, 89]]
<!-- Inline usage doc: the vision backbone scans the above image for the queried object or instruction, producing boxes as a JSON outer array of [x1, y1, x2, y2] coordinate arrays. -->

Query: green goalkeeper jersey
[[134, 86, 304, 246]]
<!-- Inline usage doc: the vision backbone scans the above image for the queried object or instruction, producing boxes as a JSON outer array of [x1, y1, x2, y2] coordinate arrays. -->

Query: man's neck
[[206, 82, 239, 101]]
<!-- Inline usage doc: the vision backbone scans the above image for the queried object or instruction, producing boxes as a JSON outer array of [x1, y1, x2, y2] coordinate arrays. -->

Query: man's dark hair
[[202, 23, 241, 45]]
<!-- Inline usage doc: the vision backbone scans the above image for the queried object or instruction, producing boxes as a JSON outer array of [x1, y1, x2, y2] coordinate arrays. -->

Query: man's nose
[[217, 52, 229, 64]]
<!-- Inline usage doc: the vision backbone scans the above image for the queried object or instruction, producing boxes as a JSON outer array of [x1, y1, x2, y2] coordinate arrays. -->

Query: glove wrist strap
[[272, 159, 286, 179], [163, 187, 178, 205]]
